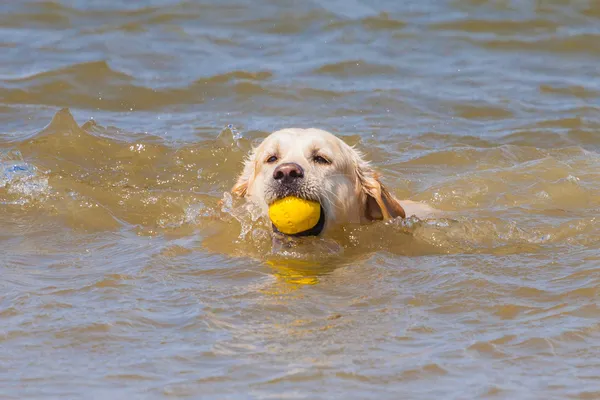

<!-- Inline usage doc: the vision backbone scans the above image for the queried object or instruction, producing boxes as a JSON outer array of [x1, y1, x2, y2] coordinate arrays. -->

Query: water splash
[[0, 150, 49, 204], [220, 192, 264, 240]]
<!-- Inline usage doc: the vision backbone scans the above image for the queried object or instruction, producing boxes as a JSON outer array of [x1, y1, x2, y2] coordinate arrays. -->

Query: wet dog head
[[232, 128, 405, 235]]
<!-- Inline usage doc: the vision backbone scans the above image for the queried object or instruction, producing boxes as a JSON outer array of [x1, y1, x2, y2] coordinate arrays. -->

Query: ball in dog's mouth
[[268, 196, 325, 236]]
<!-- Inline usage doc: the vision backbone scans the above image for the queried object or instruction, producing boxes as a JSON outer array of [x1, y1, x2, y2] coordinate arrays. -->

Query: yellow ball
[[268, 196, 321, 235]]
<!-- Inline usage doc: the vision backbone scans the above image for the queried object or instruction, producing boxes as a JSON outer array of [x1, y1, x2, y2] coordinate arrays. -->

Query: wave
[[2, 109, 599, 258], [0, 61, 281, 111]]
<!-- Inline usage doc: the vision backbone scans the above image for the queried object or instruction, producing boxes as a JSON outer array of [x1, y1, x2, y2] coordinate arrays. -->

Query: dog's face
[[232, 128, 405, 235]]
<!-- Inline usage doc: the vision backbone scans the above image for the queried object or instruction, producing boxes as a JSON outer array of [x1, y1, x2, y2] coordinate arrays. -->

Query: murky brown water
[[2, 1, 600, 398]]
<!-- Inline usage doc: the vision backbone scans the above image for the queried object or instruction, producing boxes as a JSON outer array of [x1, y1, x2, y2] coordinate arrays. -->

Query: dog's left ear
[[354, 155, 405, 221], [231, 150, 257, 197]]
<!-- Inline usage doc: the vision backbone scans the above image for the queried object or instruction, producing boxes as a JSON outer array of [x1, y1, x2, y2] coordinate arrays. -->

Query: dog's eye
[[266, 155, 278, 164], [313, 155, 330, 165]]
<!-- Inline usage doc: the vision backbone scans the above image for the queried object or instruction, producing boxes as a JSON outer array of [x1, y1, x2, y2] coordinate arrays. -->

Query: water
[[2, 1, 600, 398]]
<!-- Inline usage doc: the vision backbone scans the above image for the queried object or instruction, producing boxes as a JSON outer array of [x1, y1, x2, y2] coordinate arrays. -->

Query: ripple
[[194, 70, 273, 84], [4, 60, 133, 84], [472, 33, 600, 56], [0, 63, 283, 111], [451, 103, 514, 120], [325, 12, 407, 30], [313, 60, 398, 76], [539, 84, 600, 99], [0, 1, 75, 29], [468, 341, 508, 358], [431, 18, 559, 35]]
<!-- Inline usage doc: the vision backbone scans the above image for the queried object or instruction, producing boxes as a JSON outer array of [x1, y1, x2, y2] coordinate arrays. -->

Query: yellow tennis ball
[[268, 196, 321, 235]]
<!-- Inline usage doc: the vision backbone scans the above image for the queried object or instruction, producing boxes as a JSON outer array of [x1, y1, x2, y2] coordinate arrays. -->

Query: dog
[[232, 128, 436, 236]]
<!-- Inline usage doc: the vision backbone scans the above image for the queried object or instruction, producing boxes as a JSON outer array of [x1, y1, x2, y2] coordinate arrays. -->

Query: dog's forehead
[[263, 128, 342, 152]]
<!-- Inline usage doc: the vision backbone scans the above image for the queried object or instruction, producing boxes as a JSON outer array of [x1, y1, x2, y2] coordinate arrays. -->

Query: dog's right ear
[[363, 178, 406, 220], [352, 149, 405, 220], [231, 149, 257, 197]]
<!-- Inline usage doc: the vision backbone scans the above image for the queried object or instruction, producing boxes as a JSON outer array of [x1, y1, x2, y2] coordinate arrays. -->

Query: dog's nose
[[273, 162, 304, 181]]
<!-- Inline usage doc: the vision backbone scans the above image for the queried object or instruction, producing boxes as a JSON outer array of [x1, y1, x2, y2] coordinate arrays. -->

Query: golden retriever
[[232, 128, 436, 236]]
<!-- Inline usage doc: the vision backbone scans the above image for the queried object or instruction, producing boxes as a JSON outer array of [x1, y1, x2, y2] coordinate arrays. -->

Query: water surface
[[2, 1, 600, 398]]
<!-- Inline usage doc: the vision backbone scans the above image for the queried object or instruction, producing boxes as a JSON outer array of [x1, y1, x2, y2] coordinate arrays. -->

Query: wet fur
[[232, 128, 435, 234]]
